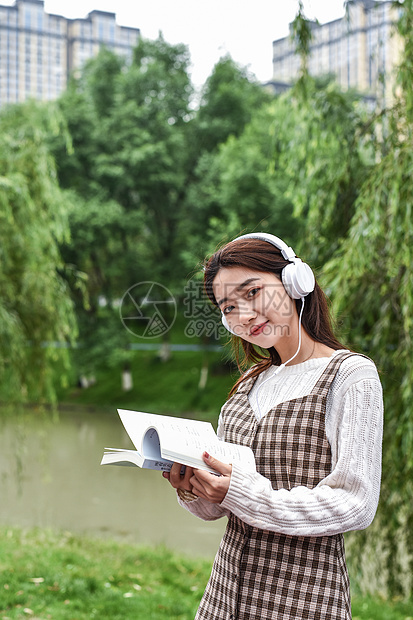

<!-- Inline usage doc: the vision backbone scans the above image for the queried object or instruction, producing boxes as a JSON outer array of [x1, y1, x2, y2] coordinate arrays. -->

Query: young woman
[[164, 233, 383, 620]]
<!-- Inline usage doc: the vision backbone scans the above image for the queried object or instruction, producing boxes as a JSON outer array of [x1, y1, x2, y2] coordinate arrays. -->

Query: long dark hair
[[203, 238, 346, 395]]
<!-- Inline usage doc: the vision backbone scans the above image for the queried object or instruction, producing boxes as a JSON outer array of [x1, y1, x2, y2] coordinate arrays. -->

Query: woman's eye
[[247, 287, 260, 298], [223, 306, 234, 315]]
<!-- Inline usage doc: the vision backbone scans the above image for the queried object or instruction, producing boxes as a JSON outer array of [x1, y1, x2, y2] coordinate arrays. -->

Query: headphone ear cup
[[221, 313, 236, 335], [282, 260, 315, 299], [231, 232, 316, 300]]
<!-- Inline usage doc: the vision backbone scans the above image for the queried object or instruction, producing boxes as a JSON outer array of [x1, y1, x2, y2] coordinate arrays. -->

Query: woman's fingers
[[190, 454, 232, 503], [164, 462, 194, 492], [162, 453, 232, 503]]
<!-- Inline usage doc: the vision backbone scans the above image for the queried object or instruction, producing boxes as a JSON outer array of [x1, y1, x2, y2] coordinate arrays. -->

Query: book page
[[101, 448, 173, 471], [203, 441, 256, 472], [117, 410, 216, 456], [156, 420, 256, 472], [117, 409, 256, 474], [142, 428, 162, 460], [153, 416, 217, 457], [162, 436, 256, 472]]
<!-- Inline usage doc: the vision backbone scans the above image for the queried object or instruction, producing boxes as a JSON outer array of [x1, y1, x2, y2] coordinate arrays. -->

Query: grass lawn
[[0, 528, 208, 619], [1, 527, 412, 620]]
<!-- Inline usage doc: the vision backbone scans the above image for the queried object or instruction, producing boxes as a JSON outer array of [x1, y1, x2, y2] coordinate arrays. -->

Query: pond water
[[0, 409, 225, 559]]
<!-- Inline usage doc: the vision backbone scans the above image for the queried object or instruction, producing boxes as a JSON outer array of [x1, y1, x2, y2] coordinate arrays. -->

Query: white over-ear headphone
[[220, 232, 315, 335]]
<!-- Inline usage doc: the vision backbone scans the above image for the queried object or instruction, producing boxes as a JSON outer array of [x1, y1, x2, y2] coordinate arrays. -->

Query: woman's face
[[213, 266, 297, 349]]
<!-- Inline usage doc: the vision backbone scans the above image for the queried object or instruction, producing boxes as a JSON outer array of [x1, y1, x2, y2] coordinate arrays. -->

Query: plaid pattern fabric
[[196, 352, 355, 620]]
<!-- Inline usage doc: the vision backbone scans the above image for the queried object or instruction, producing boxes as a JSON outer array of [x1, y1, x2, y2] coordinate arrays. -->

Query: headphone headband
[[234, 232, 296, 262]]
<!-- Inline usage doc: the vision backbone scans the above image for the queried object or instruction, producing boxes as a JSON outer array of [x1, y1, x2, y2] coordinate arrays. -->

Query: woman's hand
[[163, 462, 195, 492], [162, 452, 232, 504], [190, 452, 232, 504]]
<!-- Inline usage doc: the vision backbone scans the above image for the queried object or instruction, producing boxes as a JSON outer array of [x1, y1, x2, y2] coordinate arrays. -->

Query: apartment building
[[0, 0, 140, 106], [272, 0, 402, 102]]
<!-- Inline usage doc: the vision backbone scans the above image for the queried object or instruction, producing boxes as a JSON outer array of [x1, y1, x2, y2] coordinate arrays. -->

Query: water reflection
[[0, 409, 225, 558]]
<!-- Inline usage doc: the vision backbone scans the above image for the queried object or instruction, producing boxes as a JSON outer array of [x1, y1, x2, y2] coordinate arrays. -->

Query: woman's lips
[[250, 321, 268, 336]]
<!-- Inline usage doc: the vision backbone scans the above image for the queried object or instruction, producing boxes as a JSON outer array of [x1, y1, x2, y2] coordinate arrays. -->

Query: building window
[[24, 6, 31, 29], [8, 9, 16, 27], [25, 34, 30, 60]]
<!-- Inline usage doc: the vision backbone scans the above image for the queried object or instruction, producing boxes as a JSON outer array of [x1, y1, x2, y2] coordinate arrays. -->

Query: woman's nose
[[238, 305, 257, 324]]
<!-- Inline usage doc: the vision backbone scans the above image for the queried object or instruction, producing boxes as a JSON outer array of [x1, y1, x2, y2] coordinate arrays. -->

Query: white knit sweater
[[178, 350, 383, 537]]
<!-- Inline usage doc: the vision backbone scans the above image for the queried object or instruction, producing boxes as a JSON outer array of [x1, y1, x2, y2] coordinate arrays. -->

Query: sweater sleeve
[[177, 493, 231, 521], [220, 362, 383, 536]]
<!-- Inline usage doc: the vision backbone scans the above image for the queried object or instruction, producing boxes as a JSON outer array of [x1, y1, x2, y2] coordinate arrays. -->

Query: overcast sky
[[5, 1, 347, 86]]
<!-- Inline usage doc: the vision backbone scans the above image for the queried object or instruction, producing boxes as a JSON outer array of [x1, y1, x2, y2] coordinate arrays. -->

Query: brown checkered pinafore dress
[[196, 351, 355, 620]]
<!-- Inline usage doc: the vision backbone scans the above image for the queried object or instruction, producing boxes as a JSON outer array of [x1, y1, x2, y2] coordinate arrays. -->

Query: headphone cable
[[255, 297, 305, 419]]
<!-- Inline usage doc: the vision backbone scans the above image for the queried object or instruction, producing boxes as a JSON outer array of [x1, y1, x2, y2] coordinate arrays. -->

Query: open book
[[100, 409, 256, 475]]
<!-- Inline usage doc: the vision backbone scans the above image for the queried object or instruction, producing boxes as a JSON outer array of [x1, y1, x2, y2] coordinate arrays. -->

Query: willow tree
[[269, 1, 413, 596], [320, 0, 413, 597], [0, 102, 76, 406], [272, 2, 372, 267]]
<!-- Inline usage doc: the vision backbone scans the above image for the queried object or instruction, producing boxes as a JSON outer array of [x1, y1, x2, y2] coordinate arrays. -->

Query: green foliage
[[185, 76, 367, 269], [81, 46, 124, 117], [132, 35, 193, 121], [61, 191, 146, 320], [56, 37, 194, 283], [52, 38, 196, 376], [290, 0, 315, 80], [0, 102, 76, 404], [185, 104, 298, 256], [194, 55, 271, 153], [394, 0, 413, 123], [275, 79, 371, 265], [178, 60, 275, 268], [270, 2, 372, 266], [52, 39, 278, 377]]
